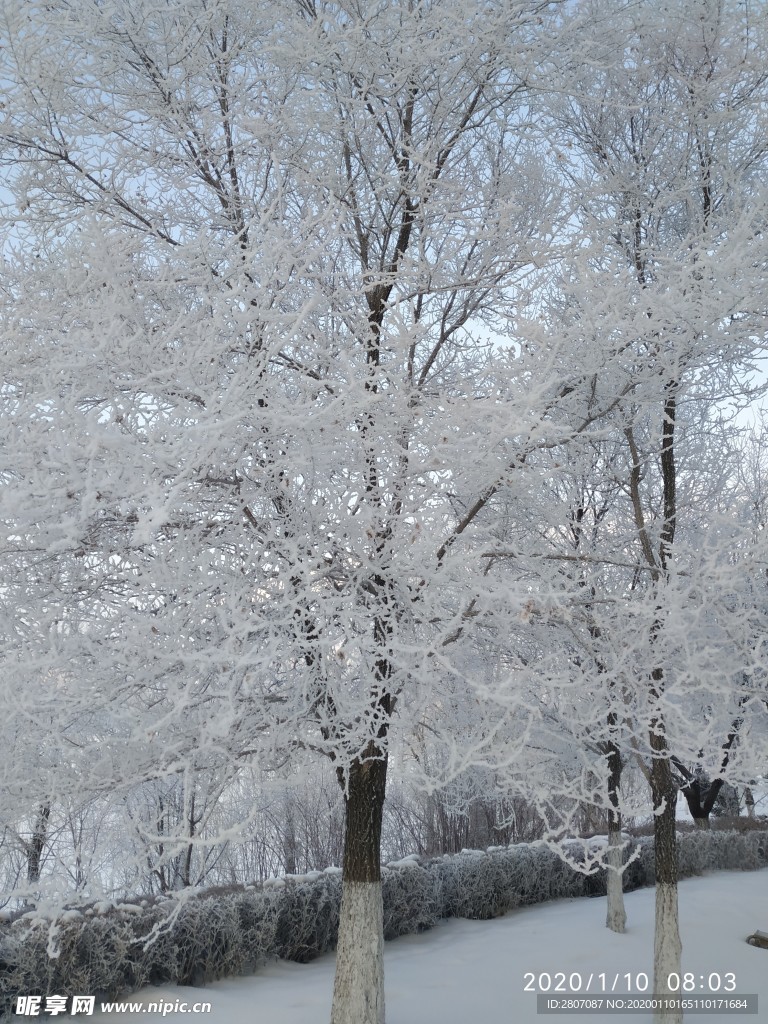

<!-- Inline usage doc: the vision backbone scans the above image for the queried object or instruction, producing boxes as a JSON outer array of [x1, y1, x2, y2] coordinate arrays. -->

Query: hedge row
[[1, 829, 766, 1017]]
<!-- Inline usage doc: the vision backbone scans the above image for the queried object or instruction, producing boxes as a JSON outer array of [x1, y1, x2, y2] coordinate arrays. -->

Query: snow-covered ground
[[90, 869, 766, 1023]]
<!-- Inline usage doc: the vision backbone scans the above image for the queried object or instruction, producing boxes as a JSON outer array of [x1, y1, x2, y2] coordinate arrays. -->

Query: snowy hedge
[[2, 829, 767, 1017]]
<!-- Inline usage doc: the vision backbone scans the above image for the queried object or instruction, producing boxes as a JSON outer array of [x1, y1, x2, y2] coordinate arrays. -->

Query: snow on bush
[[1, 830, 766, 1015], [382, 857, 442, 940], [432, 848, 521, 920], [273, 873, 342, 963]]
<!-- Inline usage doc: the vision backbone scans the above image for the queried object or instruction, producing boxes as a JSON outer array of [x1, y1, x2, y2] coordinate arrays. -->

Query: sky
[[83, 868, 767, 1024]]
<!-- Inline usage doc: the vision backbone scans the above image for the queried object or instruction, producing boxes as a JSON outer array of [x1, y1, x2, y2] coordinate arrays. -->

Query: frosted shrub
[[719, 832, 740, 870], [170, 896, 253, 986], [434, 848, 527, 920], [634, 837, 657, 886], [0, 891, 284, 1015], [622, 838, 653, 892], [504, 844, 557, 905], [733, 831, 768, 871], [501, 844, 591, 906], [382, 860, 441, 940], [677, 833, 709, 879], [689, 829, 768, 874], [676, 829, 768, 880], [273, 874, 342, 963], [748, 831, 768, 869], [543, 846, 594, 901], [0, 905, 168, 1012], [228, 890, 284, 973]]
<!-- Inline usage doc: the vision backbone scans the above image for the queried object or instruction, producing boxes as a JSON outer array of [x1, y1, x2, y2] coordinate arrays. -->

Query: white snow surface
[[89, 870, 766, 1023]]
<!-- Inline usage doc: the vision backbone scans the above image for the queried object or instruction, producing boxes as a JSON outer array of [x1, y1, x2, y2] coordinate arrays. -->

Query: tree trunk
[[26, 803, 51, 885], [744, 787, 755, 819], [651, 754, 682, 1024], [605, 823, 626, 933], [605, 737, 626, 933], [331, 749, 388, 1024], [283, 806, 298, 875]]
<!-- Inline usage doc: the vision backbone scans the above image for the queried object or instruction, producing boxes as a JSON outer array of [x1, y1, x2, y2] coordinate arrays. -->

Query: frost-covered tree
[[0, 2, 607, 1021], [533, 1, 768, 1016]]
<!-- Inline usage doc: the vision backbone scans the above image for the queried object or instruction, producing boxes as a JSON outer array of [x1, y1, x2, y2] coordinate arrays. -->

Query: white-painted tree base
[[330, 880, 385, 1024], [605, 831, 626, 933], [653, 881, 682, 1024]]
